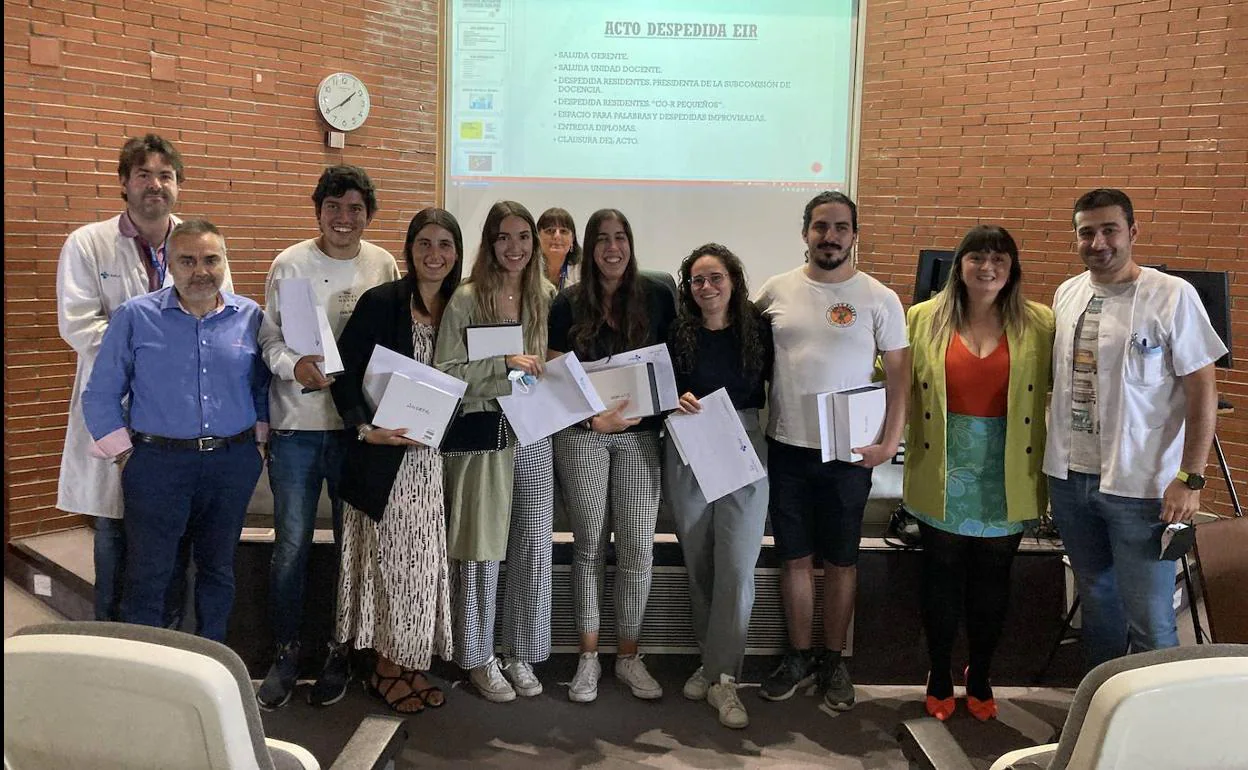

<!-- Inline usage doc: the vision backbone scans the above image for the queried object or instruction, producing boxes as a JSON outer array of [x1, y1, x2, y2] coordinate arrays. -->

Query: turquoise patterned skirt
[[910, 413, 1025, 537]]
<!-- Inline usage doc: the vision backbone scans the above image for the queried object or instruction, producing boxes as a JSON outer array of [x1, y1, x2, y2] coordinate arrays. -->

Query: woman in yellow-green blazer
[[902, 224, 1054, 723]]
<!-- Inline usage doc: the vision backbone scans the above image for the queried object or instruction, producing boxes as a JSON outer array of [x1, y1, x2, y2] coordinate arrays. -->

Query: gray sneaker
[[569, 651, 601, 703], [470, 657, 517, 703], [759, 650, 815, 701], [501, 657, 543, 697], [707, 675, 749, 729], [682, 666, 710, 701], [256, 641, 300, 709], [821, 658, 856, 711], [615, 654, 663, 700]]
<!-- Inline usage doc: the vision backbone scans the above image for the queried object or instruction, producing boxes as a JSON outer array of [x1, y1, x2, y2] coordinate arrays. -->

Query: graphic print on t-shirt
[[826, 302, 857, 328], [1069, 294, 1103, 473]]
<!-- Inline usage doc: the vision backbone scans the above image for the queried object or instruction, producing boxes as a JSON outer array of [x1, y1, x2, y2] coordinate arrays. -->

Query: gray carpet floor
[[259, 654, 1073, 768]]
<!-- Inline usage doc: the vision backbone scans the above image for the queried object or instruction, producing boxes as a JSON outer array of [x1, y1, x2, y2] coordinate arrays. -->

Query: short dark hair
[[118, 134, 184, 196], [803, 190, 857, 234], [537, 207, 582, 266], [311, 165, 378, 217], [1073, 188, 1134, 228], [169, 218, 225, 255]]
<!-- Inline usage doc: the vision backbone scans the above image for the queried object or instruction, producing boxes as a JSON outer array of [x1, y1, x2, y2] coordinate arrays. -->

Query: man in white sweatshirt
[[255, 165, 399, 709]]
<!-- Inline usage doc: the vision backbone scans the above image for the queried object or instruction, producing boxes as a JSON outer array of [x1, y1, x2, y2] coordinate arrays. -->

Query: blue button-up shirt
[[83, 287, 270, 450]]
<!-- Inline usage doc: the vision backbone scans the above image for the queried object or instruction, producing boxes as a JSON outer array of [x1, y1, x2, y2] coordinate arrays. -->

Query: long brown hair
[[466, 200, 552, 355], [670, 243, 765, 382], [929, 224, 1029, 342], [568, 208, 649, 355], [403, 208, 464, 322]]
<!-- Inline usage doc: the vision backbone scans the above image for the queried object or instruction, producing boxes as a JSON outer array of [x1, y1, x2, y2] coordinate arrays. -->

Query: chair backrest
[[1194, 514, 1248, 642], [1048, 644, 1248, 770], [4, 621, 275, 770]]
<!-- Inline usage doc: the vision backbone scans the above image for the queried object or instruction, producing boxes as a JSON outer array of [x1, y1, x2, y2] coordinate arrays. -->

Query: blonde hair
[[466, 200, 552, 355], [929, 224, 1030, 343]]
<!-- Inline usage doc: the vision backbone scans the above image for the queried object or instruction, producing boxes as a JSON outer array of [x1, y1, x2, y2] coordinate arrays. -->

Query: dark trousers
[[121, 440, 263, 641], [918, 522, 1022, 693], [93, 516, 192, 627]]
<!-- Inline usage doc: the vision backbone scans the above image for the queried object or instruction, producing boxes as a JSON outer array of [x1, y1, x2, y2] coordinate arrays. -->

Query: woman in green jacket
[[903, 224, 1054, 722], [434, 200, 556, 704]]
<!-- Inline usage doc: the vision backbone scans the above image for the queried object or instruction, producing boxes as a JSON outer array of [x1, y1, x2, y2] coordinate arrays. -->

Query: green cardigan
[[902, 299, 1054, 522], [434, 283, 555, 561]]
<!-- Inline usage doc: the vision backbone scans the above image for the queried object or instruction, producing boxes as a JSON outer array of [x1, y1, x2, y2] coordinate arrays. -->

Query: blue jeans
[[121, 440, 263, 641], [267, 429, 346, 645], [94, 516, 190, 627], [1048, 471, 1178, 669]]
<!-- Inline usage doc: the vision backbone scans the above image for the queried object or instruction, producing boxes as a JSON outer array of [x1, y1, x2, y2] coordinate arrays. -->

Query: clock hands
[[330, 91, 357, 111]]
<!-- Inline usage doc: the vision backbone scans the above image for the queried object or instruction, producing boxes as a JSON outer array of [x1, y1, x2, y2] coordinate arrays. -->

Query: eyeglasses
[[541, 227, 572, 237], [690, 273, 727, 289]]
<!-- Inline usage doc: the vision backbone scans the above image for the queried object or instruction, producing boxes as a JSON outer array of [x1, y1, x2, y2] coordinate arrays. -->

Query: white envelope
[[580, 343, 678, 412], [587, 362, 659, 419], [664, 388, 766, 502], [277, 277, 344, 375], [817, 383, 886, 463], [371, 373, 461, 448], [497, 352, 606, 446], [362, 344, 468, 413], [466, 323, 524, 361]]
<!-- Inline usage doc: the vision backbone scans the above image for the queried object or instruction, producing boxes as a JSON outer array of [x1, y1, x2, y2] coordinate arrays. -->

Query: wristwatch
[[1176, 470, 1206, 490], [357, 424, 375, 443]]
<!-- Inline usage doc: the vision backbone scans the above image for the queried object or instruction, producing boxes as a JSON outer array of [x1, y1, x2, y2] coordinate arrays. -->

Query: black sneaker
[[759, 650, 816, 701], [257, 641, 301, 709], [821, 658, 856, 711], [308, 642, 352, 707]]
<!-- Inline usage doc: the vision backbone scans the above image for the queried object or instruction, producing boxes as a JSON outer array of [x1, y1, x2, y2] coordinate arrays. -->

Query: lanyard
[[558, 259, 570, 290], [136, 236, 166, 290]]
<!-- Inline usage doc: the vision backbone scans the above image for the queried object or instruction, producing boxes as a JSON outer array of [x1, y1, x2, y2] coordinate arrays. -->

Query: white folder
[[362, 344, 468, 413], [371, 373, 461, 448], [587, 362, 660, 419], [466, 323, 524, 361], [580, 343, 679, 412], [664, 388, 766, 502], [817, 383, 886, 463], [277, 277, 343, 375], [497, 352, 606, 446]]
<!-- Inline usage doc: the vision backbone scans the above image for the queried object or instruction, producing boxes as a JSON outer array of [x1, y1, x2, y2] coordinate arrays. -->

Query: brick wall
[[4, 0, 1245, 537], [3, 0, 442, 538], [857, 0, 1246, 516]]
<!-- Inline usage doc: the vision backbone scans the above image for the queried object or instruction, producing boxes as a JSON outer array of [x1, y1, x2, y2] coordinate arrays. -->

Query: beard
[[810, 247, 849, 272]]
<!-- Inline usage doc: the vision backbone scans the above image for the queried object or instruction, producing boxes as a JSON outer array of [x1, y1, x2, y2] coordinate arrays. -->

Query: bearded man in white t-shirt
[[754, 191, 911, 712], [1046, 188, 1225, 671], [255, 165, 400, 709]]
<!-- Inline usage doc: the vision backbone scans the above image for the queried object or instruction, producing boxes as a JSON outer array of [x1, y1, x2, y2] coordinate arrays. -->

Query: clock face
[[317, 73, 371, 132]]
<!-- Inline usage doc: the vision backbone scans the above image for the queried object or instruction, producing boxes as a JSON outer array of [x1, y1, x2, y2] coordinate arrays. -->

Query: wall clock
[[317, 72, 371, 132]]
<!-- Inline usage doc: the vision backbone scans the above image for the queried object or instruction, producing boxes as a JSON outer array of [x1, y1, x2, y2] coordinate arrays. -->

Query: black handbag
[[440, 409, 510, 455]]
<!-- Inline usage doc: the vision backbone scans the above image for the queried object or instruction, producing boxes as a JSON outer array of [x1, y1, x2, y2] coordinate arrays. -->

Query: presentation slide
[[445, 0, 861, 287]]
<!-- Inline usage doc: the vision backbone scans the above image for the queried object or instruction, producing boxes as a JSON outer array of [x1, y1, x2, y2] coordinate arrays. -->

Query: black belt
[[132, 429, 254, 452]]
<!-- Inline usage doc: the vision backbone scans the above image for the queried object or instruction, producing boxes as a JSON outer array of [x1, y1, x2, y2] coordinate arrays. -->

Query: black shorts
[[767, 438, 873, 566]]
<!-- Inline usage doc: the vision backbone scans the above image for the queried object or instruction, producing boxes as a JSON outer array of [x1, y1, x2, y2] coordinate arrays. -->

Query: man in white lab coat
[[56, 134, 233, 621]]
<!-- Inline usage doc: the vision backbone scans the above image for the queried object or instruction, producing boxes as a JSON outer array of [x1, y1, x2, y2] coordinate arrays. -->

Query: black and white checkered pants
[[452, 437, 554, 669], [552, 427, 662, 641]]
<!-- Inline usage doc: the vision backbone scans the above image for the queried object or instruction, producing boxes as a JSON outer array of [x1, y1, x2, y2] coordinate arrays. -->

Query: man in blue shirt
[[83, 219, 269, 641]]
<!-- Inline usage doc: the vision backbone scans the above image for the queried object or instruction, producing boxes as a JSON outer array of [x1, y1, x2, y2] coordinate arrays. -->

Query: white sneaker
[[682, 666, 710, 701], [501, 657, 543, 697], [707, 675, 749, 729], [615, 654, 663, 700], [569, 651, 601, 703], [469, 657, 516, 703]]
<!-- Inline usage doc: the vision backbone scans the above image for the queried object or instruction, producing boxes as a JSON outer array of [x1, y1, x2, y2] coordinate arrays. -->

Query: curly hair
[[670, 243, 765, 383], [568, 209, 649, 356]]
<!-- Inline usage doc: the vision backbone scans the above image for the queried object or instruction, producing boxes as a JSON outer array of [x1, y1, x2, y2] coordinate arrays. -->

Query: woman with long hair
[[903, 224, 1054, 722], [330, 208, 464, 713], [547, 208, 676, 703], [433, 200, 556, 703], [537, 207, 581, 290], [666, 244, 772, 729]]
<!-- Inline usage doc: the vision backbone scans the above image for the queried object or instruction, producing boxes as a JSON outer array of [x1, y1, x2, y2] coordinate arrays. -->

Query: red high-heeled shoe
[[964, 666, 997, 721], [925, 672, 955, 721]]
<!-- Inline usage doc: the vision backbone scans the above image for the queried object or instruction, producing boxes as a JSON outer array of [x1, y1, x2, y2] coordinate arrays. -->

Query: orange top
[[945, 332, 1009, 417]]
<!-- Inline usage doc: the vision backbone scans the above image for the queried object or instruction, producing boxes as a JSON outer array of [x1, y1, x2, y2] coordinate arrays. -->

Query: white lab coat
[[55, 214, 234, 518]]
